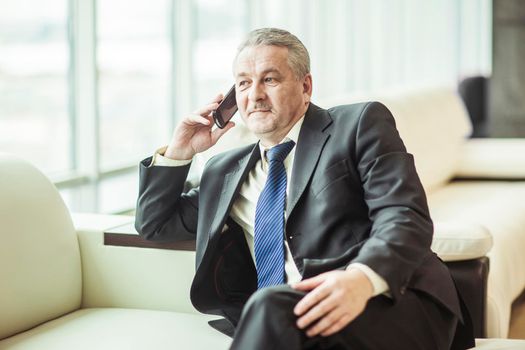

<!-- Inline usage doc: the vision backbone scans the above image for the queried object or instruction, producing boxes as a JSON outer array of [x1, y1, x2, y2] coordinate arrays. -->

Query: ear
[[302, 74, 313, 103]]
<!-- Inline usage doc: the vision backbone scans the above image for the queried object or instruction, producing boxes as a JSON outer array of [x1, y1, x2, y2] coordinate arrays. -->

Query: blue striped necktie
[[254, 140, 296, 289]]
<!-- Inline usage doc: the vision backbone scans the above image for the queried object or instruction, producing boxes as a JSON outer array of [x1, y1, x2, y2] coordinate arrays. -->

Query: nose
[[248, 82, 266, 102]]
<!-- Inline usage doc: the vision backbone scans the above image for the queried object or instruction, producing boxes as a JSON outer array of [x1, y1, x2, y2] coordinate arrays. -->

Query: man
[[136, 28, 473, 349]]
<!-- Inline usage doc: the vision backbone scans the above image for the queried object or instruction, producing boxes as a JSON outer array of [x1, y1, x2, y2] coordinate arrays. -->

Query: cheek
[[270, 94, 288, 113], [236, 94, 248, 112]]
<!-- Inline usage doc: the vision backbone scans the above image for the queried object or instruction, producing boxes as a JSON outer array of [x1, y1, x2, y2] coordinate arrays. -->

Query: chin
[[247, 123, 275, 135], [246, 119, 277, 135], [245, 114, 278, 134]]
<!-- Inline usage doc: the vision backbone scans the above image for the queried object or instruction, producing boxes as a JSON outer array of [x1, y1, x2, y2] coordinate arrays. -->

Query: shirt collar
[[258, 115, 305, 161]]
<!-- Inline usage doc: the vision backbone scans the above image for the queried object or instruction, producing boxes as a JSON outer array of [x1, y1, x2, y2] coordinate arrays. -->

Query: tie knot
[[266, 140, 295, 163]]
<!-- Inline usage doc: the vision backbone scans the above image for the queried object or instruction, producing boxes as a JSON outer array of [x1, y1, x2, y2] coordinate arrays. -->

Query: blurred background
[[0, 0, 492, 214]]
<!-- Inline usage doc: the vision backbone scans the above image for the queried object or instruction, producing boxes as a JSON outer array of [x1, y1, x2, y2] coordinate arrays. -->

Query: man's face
[[233, 45, 312, 143]]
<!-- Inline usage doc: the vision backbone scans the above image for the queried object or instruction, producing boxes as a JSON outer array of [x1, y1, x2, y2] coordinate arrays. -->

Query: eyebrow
[[236, 68, 283, 78]]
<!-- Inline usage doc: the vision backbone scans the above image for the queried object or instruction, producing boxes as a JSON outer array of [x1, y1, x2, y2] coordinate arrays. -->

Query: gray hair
[[235, 28, 310, 79]]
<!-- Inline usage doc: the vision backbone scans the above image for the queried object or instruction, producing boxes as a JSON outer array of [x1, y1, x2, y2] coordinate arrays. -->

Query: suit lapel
[[208, 143, 261, 238], [287, 104, 332, 219], [208, 103, 332, 237]]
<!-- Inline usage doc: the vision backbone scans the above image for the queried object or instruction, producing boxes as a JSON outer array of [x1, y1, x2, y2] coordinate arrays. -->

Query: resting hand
[[293, 268, 374, 337], [164, 94, 235, 160]]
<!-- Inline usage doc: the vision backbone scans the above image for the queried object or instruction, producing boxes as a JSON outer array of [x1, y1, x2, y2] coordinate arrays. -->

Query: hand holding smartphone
[[212, 85, 238, 129]]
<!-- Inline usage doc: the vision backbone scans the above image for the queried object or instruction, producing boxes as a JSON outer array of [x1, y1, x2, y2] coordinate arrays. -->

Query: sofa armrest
[[431, 222, 493, 262], [430, 221, 492, 338], [71, 213, 198, 314], [455, 139, 525, 179]]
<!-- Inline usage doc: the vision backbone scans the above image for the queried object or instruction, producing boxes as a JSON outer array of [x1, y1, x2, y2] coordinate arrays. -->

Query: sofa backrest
[[0, 154, 82, 340], [317, 87, 473, 193]]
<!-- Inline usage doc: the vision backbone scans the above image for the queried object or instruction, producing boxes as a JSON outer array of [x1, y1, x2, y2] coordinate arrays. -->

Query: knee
[[244, 285, 299, 313], [246, 285, 286, 309]]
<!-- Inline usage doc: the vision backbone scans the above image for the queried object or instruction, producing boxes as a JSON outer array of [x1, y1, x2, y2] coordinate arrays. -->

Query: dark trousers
[[228, 285, 458, 350]]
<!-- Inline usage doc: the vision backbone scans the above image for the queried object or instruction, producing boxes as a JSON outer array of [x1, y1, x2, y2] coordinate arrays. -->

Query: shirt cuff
[[150, 146, 193, 167], [347, 262, 389, 297]]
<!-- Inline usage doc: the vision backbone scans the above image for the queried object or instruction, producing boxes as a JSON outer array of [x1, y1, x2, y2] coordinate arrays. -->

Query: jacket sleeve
[[350, 101, 434, 302], [134, 157, 199, 242]]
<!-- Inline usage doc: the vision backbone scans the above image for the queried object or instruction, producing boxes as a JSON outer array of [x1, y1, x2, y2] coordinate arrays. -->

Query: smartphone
[[212, 85, 238, 129]]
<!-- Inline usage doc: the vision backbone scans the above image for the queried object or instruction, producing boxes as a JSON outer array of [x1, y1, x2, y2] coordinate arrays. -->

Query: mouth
[[249, 109, 272, 115]]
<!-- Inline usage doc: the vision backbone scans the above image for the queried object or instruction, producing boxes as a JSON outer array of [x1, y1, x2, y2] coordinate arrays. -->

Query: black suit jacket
[[135, 102, 462, 325]]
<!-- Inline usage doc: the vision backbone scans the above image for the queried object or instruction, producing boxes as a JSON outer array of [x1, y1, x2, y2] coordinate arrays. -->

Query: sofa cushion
[[0, 308, 231, 350], [456, 138, 525, 179], [0, 154, 82, 340]]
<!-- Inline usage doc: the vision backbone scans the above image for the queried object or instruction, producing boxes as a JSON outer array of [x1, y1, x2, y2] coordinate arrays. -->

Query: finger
[[203, 114, 214, 124], [294, 281, 330, 316], [306, 308, 347, 337], [210, 93, 223, 104], [211, 121, 235, 144], [193, 102, 220, 116], [320, 313, 353, 337], [297, 294, 339, 330], [185, 114, 211, 126], [293, 273, 327, 292]]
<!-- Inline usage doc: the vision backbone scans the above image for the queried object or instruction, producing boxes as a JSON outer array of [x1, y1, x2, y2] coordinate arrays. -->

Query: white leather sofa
[[0, 154, 231, 349], [1, 86, 524, 349]]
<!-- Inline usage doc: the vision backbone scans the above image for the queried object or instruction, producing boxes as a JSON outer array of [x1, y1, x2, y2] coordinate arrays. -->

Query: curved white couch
[[0, 154, 231, 350]]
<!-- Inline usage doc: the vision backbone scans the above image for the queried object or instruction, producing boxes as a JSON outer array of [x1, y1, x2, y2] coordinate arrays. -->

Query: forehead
[[233, 45, 291, 77]]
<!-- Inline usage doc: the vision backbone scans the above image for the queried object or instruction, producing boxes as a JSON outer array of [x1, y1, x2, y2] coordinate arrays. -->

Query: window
[[0, 0, 70, 175], [193, 0, 247, 105], [97, 0, 172, 171], [1, 0, 491, 214]]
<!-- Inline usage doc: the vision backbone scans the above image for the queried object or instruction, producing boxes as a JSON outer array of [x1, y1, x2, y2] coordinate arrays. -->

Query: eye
[[264, 77, 274, 83], [237, 80, 251, 90]]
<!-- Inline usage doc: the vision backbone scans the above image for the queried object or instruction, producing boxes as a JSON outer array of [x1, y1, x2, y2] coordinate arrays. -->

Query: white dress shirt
[[151, 117, 388, 296]]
